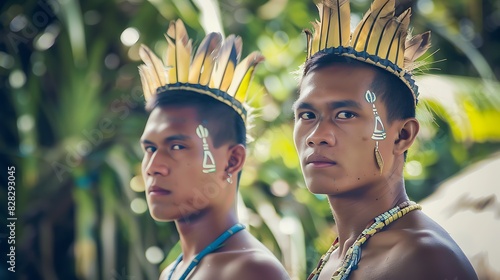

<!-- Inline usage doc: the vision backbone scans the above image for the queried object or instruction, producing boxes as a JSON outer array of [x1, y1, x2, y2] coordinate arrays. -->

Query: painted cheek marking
[[196, 124, 216, 173], [365, 90, 386, 173], [365, 90, 387, 141]]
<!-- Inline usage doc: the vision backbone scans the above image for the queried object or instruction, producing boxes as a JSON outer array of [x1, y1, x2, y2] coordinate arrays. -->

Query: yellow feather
[[304, 29, 313, 58], [174, 19, 192, 83], [386, 33, 400, 65], [351, 2, 373, 50], [376, 17, 399, 59], [364, 0, 394, 54], [318, 2, 330, 49], [311, 21, 321, 55], [139, 44, 166, 87], [138, 65, 155, 101], [351, 18, 367, 51], [385, 9, 410, 67], [396, 9, 410, 67], [211, 35, 242, 91], [164, 22, 177, 83], [318, 0, 350, 49], [189, 32, 222, 85], [352, 0, 393, 52], [227, 51, 264, 101]]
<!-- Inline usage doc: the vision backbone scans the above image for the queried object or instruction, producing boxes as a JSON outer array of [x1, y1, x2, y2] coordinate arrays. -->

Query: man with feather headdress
[[138, 19, 290, 280], [292, 0, 478, 279]]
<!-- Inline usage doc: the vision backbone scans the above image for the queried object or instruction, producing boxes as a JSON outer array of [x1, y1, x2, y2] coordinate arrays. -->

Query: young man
[[293, 0, 478, 279], [138, 19, 289, 280]]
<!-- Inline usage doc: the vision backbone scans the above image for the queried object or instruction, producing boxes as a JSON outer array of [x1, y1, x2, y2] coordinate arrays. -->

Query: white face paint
[[365, 90, 386, 141], [365, 90, 386, 173], [196, 124, 216, 173]]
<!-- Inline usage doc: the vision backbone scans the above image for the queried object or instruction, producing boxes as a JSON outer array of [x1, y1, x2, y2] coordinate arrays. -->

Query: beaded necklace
[[307, 201, 422, 280], [167, 223, 245, 280]]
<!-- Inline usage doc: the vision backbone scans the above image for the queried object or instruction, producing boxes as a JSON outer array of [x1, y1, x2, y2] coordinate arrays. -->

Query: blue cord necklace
[[167, 223, 245, 280]]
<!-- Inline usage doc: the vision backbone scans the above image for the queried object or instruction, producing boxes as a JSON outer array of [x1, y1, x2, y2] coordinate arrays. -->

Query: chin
[[146, 202, 181, 222], [148, 204, 207, 224], [303, 172, 336, 192], [306, 186, 331, 195], [305, 179, 331, 195], [148, 209, 175, 222]]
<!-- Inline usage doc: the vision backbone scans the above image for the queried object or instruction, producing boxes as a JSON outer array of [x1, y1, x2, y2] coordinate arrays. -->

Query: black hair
[[300, 52, 415, 123], [146, 90, 246, 148]]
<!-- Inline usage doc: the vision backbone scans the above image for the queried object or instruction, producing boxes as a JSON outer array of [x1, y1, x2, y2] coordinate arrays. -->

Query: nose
[[143, 151, 169, 176], [306, 121, 335, 147]]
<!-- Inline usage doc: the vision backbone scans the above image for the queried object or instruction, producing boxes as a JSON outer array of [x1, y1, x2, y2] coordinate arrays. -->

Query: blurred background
[[1, 0, 499, 279]]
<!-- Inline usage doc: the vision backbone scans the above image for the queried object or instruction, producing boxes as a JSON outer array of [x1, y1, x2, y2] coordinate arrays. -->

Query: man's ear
[[225, 144, 246, 174], [394, 118, 419, 155]]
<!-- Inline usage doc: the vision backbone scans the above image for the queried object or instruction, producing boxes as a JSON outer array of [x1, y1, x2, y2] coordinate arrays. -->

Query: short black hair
[[300, 52, 415, 123], [146, 90, 247, 148]]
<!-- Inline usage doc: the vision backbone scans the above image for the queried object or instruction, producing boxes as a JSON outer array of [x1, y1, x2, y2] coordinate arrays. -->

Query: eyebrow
[[293, 99, 362, 111], [140, 134, 191, 145], [292, 101, 314, 111]]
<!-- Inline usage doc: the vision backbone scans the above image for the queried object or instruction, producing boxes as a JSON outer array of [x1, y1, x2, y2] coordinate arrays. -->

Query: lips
[[305, 153, 336, 168], [148, 185, 171, 195]]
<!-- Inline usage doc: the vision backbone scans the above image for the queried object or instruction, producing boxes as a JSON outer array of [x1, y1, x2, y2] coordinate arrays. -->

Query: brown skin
[[293, 65, 477, 280], [141, 106, 289, 280]]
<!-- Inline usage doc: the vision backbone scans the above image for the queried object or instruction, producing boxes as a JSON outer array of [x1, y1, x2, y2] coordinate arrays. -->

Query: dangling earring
[[226, 173, 233, 184], [374, 141, 384, 174]]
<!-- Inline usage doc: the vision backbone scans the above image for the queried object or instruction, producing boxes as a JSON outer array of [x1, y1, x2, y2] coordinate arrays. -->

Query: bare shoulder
[[159, 249, 289, 280], [212, 229, 290, 280], [158, 230, 289, 280], [382, 225, 478, 280], [159, 261, 175, 280], [218, 248, 290, 280]]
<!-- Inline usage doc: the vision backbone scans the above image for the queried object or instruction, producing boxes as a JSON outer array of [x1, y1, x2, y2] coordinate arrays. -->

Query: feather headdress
[[138, 19, 264, 122], [305, 0, 431, 105]]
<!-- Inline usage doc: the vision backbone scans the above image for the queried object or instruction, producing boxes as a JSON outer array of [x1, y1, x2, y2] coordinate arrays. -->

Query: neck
[[327, 178, 408, 254], [175, 208, 239, 261]]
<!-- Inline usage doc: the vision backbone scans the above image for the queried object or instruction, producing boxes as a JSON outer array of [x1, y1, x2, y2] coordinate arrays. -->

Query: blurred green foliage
[[1, 0, 499, 279]]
